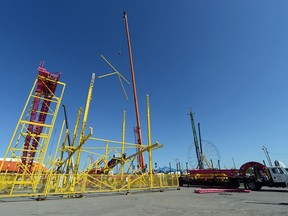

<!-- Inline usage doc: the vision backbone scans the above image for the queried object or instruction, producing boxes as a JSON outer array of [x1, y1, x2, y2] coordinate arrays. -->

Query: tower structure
[[0, 62, 65, 174]]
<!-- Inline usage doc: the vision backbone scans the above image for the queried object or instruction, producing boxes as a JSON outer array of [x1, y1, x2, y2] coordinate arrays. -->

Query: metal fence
[[0, 173, 179, 199]]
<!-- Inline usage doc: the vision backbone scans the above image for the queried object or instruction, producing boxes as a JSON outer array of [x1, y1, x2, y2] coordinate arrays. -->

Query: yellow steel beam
[[121, 110, 126, 175], [146, 95, 153, 187], [89, 137, 149, 147], [74, 74, 95, 174]]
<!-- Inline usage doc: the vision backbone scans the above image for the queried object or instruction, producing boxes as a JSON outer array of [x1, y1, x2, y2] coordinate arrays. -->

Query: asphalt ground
[[1, 186, 288, 216]]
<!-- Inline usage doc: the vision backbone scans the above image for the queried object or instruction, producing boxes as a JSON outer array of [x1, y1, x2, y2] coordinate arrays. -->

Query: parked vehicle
[[179, 161, 288, 191], [178, 168, 240, 188], [239, 161, 288, 191]]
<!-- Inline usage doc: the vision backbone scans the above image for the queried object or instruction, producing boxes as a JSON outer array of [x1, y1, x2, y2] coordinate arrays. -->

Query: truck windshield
[[282, 168, 288, 175], [271, 168, 285, 174]]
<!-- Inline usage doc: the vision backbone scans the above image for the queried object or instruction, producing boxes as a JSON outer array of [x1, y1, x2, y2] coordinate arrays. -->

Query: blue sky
[[1, 1, 288, 170]]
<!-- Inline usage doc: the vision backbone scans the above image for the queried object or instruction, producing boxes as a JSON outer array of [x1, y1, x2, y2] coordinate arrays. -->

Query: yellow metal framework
[[0, 73, 179, 200], [0, 70, 65, 195], [0, 77, 65, 171], [0, 172, 178, 198]]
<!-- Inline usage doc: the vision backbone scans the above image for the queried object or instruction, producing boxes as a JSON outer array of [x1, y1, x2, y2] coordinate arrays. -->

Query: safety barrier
[[0, 173, 179, 198]]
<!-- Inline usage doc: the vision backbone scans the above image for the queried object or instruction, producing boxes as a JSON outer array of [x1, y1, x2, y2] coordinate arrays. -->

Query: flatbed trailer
[[179, 168, 240, 188], [179, 161, 288, 191]]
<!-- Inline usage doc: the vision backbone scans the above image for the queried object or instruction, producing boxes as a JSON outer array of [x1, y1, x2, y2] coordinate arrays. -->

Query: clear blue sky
[[1, 1, 288, 170]]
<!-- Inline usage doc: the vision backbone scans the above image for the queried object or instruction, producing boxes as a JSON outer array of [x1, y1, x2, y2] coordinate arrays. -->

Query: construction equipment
[[0, 67, 179, 199], [189, 110, 203, 169], [123, 11, 145, 171], [0, 62, 65, 174], [180, 111, 239, 188], [187, 111, 220, 169], [0, 11, 180, 199], [239, 161, 288, 191], [52, 72, 94, 176], [179, 160, 288, 191], [179, 168, 240, 188]]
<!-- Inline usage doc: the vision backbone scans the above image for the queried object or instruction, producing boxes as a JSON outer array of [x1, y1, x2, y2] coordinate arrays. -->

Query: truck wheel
[[247, 181, 260, 191]]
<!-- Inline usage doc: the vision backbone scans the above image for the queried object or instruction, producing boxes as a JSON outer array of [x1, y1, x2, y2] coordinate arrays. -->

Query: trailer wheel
[[227, 179, 240, 188], [246, 181, 260, 191], [178, 177, 184, 186]]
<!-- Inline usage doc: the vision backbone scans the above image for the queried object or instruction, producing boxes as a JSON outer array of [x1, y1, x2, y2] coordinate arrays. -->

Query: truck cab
[[267, 167, 288, 184], [243, 164, 288, 190]]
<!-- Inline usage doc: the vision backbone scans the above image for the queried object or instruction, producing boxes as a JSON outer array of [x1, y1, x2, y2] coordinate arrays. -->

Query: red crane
[[123, 11, 145, 170]]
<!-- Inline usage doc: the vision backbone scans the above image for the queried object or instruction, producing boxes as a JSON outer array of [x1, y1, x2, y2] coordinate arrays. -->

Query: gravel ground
[[1, 186, 288, 216]]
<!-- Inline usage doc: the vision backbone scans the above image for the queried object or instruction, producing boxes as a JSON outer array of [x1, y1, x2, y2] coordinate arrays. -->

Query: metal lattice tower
[[0, 62, 65, 174]]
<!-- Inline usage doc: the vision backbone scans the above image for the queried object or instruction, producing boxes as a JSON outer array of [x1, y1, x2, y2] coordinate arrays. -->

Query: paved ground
[[1, 186, 288, 216]]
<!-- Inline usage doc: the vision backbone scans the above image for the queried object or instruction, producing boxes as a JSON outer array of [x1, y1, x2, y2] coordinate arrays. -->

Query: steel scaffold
[[0, 67, 179, 200]]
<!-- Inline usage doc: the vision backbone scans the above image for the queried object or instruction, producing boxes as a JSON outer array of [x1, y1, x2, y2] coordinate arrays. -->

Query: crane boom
[[189, 111, 203, 169], [123, 11, 144, 170], [73, 73, 95, 174]]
